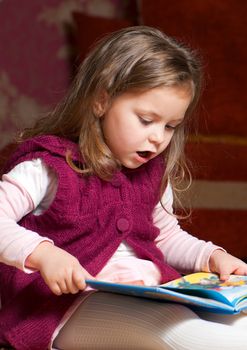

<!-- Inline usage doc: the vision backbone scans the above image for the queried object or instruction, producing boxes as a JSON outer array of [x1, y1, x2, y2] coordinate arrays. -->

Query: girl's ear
[[94, 91, 109, 117]]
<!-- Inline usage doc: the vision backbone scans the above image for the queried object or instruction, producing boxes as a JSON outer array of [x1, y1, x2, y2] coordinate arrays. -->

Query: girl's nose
[[148, 127, 165, 144]]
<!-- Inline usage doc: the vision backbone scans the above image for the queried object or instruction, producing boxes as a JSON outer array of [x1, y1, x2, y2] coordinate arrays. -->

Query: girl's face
[[101, 86, 191, 169]]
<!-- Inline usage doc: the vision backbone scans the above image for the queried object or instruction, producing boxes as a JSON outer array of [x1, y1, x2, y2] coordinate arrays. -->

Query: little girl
[[0, 26, 247, 350]]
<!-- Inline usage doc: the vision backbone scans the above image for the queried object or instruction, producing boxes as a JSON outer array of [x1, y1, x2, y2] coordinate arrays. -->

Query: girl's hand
[[26, 242, 94, 295], [209, 249, 247, 281]]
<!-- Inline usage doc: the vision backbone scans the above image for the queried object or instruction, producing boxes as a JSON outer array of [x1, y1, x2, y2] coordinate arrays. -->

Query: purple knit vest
[[0, 135, 180, 350]]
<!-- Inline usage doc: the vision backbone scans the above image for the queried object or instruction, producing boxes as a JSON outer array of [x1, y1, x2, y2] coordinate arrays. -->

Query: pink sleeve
[[153, 184, 224, 274], [0, 173, 53, 273]]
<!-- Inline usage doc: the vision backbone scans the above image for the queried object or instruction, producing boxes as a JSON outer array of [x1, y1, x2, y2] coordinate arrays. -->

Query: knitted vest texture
[[0, 135, 180, 350]]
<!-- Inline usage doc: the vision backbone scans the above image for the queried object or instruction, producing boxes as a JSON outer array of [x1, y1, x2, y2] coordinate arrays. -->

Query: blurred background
[[0, 0, 246, 259]]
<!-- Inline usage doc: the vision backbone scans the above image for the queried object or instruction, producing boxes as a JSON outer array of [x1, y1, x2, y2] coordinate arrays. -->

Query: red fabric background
[[140, 0, 247, 137], [73, 12, 133, 62], [186, 141, 246, 182]]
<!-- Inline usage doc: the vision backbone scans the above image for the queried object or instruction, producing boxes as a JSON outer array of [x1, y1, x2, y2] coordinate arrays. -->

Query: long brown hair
[[21, 26, 203, 212]]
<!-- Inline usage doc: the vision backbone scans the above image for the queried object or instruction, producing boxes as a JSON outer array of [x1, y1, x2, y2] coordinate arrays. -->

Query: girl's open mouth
[[137, 151, 152, 159]]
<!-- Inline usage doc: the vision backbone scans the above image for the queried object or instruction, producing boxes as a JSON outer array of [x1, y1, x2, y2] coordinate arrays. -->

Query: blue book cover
[[86, 272, 247, 314]]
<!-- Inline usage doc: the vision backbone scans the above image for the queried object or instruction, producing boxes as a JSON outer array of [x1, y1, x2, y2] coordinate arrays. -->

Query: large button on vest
[[116, 218, 130, 232]]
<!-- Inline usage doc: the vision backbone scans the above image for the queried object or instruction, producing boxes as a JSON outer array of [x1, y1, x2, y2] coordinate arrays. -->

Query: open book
[[86, 272, 247, 314]]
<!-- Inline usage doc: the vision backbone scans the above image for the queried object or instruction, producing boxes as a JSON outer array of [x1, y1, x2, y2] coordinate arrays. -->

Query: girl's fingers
[[219, 273, 230, 282], [57, 280, 70, 294], [65, 273, 79, 294], [234, 267, 247, 276], [217, 267, 231, 281], [51, 282, 63, 296], [73, 271, 86, 290], [72, 269, 94, 290], [44, 267, 93, 295], [57, 272, 80, 294]]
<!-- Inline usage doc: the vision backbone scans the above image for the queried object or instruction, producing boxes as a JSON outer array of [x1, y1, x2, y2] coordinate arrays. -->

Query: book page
[[164, 272, 247, 305]]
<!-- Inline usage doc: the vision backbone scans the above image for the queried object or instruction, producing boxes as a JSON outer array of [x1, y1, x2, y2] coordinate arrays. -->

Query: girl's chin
[[120, 156, 148, 169], [121, 161, 141, 169]]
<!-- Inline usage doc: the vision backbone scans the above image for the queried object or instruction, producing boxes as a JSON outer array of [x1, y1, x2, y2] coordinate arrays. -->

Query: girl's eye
[[138, 116, 152, 126], [165, 124, 176, 131]]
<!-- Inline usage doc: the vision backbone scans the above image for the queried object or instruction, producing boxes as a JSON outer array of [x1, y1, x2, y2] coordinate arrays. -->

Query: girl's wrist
[[25, 241, 54, 270]]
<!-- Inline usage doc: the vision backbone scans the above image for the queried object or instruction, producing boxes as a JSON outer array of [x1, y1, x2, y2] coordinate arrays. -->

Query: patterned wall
[[0, 0, 128, 149]]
